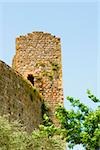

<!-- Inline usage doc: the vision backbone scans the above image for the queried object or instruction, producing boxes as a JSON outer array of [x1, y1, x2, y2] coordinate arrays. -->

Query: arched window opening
[[27, 74, 34, 86]]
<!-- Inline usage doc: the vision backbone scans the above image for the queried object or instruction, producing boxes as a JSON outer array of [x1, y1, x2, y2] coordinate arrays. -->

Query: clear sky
[[0, 1, 99, 149]]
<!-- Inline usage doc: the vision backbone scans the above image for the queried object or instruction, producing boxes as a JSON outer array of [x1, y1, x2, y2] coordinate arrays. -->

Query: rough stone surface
[[0, 60, 43, 132], [12, 31, 64, 124]]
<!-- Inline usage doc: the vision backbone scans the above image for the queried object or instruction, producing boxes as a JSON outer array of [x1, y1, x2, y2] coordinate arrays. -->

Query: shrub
[[0, 115, 65, 150]]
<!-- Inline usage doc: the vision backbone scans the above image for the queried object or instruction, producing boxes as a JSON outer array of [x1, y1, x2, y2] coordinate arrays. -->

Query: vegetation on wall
[[51, 62, 59, 72], [41, 101, 49, 120]]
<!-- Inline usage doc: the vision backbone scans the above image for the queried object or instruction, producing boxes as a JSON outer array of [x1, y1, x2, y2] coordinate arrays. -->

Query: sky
[[0, 1, 99, 149]]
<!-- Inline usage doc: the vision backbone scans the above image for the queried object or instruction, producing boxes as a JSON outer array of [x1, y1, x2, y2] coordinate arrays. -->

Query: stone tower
[[12, 31, 63, 123]]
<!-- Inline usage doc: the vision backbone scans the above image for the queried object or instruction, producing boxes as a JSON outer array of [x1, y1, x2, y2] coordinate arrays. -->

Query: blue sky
[[0, 1, 99, 149]]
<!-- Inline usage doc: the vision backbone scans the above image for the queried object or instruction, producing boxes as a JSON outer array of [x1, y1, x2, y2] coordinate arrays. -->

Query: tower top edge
[[16, 31, 61, 41]]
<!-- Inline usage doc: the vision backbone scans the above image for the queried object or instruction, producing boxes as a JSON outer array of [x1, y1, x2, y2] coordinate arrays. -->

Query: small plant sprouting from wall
[[48, 73, 53, 81], [42, 70, 48, 77], [41, 100, 48, 118], [41, 70, 53, 81], [51, 62, 59, 72], [35, 62, 45, 68], [41, 100, 53, 127]]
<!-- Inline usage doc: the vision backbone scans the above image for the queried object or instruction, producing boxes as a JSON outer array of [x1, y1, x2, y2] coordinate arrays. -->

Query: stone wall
[[0, 60, 43, 132], [12, 32, 64, 124]]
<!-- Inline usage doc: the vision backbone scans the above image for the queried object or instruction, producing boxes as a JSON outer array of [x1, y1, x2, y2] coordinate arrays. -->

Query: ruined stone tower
[[12, 32, 63, 123]]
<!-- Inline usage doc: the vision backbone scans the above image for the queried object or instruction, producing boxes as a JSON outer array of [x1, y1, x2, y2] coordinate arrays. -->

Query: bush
[[0, 116, 65, 150]]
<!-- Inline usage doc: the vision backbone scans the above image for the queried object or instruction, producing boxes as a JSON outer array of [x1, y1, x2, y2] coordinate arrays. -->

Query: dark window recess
[[27, 74, 34, 86]]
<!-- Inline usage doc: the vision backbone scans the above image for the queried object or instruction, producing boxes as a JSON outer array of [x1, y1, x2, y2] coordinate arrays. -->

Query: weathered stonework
[[0, 60, 43, 132], [12, 31, 64, 124]]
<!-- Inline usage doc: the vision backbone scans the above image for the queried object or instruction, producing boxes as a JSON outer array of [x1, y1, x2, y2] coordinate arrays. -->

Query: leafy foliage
[[56, 90, 100, 150], [39, 114, 67, 139], [0, 115, 66, 150], [32, 129, 66, 150]]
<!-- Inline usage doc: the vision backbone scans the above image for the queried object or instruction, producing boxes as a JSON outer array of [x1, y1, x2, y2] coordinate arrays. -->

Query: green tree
[[56, 90, 100, 150]]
